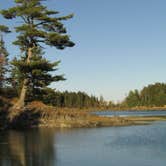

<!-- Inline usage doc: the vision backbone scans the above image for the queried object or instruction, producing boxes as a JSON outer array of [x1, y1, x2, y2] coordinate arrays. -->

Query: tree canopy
[[0, 25, 10, 90], [124, 83, 166, 107], [0, 0, 75, 109]]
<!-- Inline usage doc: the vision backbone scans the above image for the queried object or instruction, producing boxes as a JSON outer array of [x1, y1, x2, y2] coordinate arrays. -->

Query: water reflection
[[0, 129, 57, 166], [0, 122, 166, 166], [95, 110, 166, 117]]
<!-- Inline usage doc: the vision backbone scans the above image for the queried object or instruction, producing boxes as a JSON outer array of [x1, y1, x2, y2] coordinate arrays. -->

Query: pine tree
[[1, 0, 74, 109], [125, 90, 140, 107], [11, 48, 65, 101], [0, 25, 10, 90]]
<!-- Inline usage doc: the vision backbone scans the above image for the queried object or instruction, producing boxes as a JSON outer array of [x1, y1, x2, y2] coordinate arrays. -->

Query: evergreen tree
[[140, 83, 166, 107], [123, 83, 166, 107], [0, 25, 10, 90], [38, 90, 101, 109], [1, 0, 74, 108], [125, 90, 140, 107], [11, 48, 65, 102], [10, 57, 23, 96]]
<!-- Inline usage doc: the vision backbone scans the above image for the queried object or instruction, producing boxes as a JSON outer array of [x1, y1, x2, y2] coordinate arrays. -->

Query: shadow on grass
[[0, 98, 42, 129], [8, 108, 42, 129], [0, 96, 12, 130]]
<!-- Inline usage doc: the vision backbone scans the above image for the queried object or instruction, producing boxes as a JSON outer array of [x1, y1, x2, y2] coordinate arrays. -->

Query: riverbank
[[95, 106, 166, 111], [1, 101, 166, 130], [70, 106, 166, 112]]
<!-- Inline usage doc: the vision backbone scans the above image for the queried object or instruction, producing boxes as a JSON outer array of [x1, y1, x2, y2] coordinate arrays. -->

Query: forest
[[0, 0, 109, 112], [123, 83, 166, 108], [0, 0, 166, 112]]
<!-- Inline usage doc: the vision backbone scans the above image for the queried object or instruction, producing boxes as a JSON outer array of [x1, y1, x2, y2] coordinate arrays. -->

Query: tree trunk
[[13, 47, 33, 109]]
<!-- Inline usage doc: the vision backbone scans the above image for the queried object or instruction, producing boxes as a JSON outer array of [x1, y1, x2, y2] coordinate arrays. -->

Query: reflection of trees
[[0, 129, 57, 166]]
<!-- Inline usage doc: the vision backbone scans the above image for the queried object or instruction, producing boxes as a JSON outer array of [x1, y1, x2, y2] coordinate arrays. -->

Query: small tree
[[125, 90, 140, 107], [0, 25, 10, 90], [1, 0, 74, 109]]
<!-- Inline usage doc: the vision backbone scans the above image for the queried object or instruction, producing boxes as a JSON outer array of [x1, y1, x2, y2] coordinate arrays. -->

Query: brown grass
[[1, 100, 166, 129]]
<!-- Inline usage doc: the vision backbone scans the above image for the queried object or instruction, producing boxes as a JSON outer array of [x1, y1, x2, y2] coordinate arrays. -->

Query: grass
[[1, 101, 166, 129]]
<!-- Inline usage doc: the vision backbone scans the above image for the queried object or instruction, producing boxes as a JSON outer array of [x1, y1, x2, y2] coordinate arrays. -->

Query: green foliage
[[11, 48, 65, 101], [10, 57, 23, 96], [0, 25, 10, 33], [140, 83, 166, 107], [39, 89, 100, 108], [1, 0, 75, 106], [124, 83, 166, 107], [125, 90, 140, 107], [1, 0, 75, 50], [0, 32, 9, 89]]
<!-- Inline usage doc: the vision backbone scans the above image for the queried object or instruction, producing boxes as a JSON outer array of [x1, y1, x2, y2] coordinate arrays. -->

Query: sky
[[1, 0, 166, 102]]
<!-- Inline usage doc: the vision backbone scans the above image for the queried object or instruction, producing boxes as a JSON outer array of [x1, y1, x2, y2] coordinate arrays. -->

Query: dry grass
[[2, 100, 166, 129]]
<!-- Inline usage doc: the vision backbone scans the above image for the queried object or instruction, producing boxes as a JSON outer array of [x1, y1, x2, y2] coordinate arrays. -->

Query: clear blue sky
[[1, 0, 166, 102]]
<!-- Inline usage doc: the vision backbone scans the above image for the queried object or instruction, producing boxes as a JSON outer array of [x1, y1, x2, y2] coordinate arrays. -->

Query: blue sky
[[1, 0, 166, 102]]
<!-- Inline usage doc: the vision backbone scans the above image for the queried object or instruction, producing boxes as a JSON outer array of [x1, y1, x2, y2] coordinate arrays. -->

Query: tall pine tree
[[11, 47, 65, 102], [1, 0, 74, 109]]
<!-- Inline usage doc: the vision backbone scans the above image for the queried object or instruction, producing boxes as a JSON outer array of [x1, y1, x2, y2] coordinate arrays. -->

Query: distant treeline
[[39, 89, 101, 108], [3, 82, 166, 110], [0, 87, 105, 109], [123, 83, 166, 107]]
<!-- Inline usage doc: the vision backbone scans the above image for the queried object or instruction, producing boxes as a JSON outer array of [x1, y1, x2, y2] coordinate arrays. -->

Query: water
[[0, 118, 166, 165], [94, 110, 166, 117]]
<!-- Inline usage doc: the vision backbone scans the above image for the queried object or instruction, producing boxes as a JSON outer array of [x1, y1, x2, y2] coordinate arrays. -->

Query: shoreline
[[89, 107, 166, 112], [1, 103, 166, 130], [38, 115, 166, 128], [1, 110, 166, 130]]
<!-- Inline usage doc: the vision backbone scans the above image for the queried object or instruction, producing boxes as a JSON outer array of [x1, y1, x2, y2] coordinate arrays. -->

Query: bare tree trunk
[[13, 47, 33, 109]]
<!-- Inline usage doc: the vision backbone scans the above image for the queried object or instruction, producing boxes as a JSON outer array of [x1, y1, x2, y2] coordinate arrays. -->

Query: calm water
[[0, 116, 166, 165], [94, 110, 166, 117]]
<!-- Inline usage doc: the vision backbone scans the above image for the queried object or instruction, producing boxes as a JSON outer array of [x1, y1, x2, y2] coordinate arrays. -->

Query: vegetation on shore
[[0, 0, 106, 111], [124, 83, 166, 107], [1, 100, 166, 130], [1, 1, 166, 130], [0, 0, 74, 110]]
